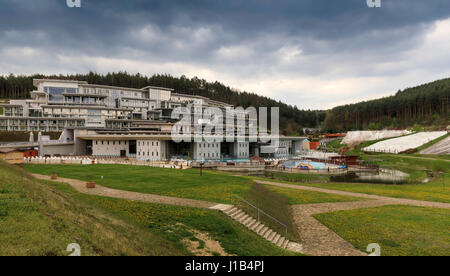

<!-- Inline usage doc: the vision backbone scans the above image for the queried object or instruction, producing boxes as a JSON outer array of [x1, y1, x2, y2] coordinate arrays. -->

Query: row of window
[[83, 88, 143, 98], [198, 143, 219, 148], [198, 152, 220, 158], [138, 151, 159, 157], [95, 140, 127, 146], [138, 141, 159, 147]]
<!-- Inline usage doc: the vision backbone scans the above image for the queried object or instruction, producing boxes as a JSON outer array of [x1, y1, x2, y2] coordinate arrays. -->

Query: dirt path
[[33, 173, 219, 209], [254, 180, 450, 209], [255, 179, 450, 256]]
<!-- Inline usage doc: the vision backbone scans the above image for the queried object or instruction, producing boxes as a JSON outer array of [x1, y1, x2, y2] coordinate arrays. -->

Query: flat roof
[[79, 83, 145, 92], [41, 105, 131, 111], [142, 86, 174, 91], [34, 79, 88, 85]]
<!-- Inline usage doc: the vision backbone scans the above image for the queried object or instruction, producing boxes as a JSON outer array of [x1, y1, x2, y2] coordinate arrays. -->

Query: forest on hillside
[[0, 72, 324, 135], [1, 72, 449, 134], [323, 78, 450, 132]]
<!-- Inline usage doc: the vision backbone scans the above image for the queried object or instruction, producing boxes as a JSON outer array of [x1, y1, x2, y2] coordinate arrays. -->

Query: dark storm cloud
[[1, 0, 450, 109], [1, 0, 450, 54]]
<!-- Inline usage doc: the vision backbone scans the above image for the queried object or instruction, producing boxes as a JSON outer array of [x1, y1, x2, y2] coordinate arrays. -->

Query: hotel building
[[0, 79, 304, 160]]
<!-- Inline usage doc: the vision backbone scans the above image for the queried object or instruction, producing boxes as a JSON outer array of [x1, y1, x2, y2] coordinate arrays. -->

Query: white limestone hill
[[362, 131, 448, 154], [342, 130, 411, 145]]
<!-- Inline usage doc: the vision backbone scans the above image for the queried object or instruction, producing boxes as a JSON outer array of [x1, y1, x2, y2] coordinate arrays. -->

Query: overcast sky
[[1, 0, 450, 109]]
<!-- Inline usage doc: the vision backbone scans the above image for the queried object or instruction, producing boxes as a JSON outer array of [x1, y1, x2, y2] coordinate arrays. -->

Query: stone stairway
[[210, 204, 303, 253]]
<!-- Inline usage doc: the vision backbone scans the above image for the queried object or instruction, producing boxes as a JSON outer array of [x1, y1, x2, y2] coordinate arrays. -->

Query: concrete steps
[[217, 205, 303, 253]]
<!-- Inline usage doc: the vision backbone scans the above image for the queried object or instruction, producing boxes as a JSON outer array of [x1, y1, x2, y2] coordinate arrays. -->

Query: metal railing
[[233, 195, 288, 238]]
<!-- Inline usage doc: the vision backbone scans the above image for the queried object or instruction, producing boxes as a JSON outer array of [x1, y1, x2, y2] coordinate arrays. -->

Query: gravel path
[[255, 179, 450, 256], [33, 173, 218, 209], [254, 180, 450, 209]]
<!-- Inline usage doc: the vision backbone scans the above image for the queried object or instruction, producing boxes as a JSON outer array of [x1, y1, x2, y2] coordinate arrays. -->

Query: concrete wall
[[233, 142, 249, 159], [42, 144, 75, 156], [92, 140, 128, 157], [193, 142, 221, 160], [136, 140, 165, 161]]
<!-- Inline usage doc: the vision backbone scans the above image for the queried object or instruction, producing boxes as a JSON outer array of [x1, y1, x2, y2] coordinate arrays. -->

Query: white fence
[[24, 156, 189, 169]]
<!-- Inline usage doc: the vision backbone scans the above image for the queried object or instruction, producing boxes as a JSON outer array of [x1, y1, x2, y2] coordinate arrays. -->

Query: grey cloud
[[0, 0, 450, 109]]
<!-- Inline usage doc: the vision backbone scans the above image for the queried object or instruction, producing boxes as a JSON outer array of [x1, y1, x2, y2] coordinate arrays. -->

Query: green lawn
[[264, 185, 365, 205], [251, 176, 450, 203], [84, 195, 300, 256], [0, 161, 185, 256], [262, 170, 329, 183], [3, 162, 299, 256], [24, 164, 253, 204], [314, 205, 450, 256], [326, 138, 345, 152]]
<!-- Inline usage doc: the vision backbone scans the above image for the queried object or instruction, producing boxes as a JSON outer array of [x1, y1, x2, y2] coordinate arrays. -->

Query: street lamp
[[200, 161, 205, 176]]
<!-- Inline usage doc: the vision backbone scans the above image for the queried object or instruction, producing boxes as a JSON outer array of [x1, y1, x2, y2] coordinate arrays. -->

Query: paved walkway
[[255, 179, 450, 256], [254, 180, 450, 209], [33, 173, 219, 209]]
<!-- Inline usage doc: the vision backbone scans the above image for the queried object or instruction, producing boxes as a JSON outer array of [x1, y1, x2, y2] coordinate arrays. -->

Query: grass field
[[326, 138, 345, 152], [250, 175, 450, 203], [264, 185, 365, 205], [314, 205, 450, 256], [262, 170, 329, 183], [24, 164, 253, 204], [25, 164, 368, 204], [2, 162, 299, 256], [0, 161, 185, 256], [85, 195, 299, 256]]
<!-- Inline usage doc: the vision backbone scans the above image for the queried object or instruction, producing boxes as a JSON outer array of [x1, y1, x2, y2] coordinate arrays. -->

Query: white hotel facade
[[0, 79, 304, 160]]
